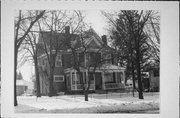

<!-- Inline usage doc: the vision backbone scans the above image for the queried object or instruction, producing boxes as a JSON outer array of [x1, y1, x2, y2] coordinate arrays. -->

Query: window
[[153, 69, 159, 77], [104, 73, 114, 83], [55, 55, 62, 67], [106, 54, 112, 64], [66, 74, 70, 86], [72, 73, 75, 85], [72, 72, 83, 85], [117, 72, 123, 83], [54, 75, 64, 82], [102, 54, 112, 64], [79, 52, 85, 64]]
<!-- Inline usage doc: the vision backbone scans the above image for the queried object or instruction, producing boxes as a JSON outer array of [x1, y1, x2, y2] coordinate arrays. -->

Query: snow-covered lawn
[[15, 92, 159, 113]]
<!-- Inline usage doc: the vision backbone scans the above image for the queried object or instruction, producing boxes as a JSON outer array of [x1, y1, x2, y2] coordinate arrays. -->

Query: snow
[[15, 92, 159, 113]]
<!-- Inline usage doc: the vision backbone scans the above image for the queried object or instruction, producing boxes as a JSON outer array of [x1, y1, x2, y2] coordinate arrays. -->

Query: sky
[[18, 10, 108, 82], [84, 10, 108, 36]]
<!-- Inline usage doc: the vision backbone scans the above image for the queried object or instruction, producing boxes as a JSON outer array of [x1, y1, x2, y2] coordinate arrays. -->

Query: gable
[[88, 39, 101, 48]]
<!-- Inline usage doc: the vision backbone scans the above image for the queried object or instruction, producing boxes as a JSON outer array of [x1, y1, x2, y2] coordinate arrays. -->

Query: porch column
[[102, 72, 105, 90], [86, 70, 88, 89], [115, 72, 118, 83], [122, 70, 125, 84], [75, 70, 77, 90], [70, 72, 72, 90], [84, 54, 86, 67], [93, 74, 95, 90]]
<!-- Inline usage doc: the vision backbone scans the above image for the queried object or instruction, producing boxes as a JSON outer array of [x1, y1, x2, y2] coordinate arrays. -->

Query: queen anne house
[[38, 26, 126, 95]]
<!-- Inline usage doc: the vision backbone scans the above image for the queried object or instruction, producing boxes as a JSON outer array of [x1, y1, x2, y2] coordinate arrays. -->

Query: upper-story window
[[55, 55, 62, 67], [85, 52, 101, 66], [106, 54, 112, 64], [153, 69, 159, 77], [102, 53, 112, 64]]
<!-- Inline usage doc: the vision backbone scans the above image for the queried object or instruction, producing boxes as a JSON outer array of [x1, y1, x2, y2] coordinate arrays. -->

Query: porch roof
[[64, 64, 125, 73], [100, 64, 125, 70]]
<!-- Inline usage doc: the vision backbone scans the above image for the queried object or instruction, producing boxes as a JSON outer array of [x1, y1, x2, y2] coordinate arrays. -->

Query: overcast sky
[[18, 10, 108, 82], [84, 10, 107, 36]]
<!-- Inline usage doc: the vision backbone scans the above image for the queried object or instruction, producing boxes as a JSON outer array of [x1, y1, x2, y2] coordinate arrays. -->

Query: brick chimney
[[102, 35, 107, 45], [65, 26, 70, 34]]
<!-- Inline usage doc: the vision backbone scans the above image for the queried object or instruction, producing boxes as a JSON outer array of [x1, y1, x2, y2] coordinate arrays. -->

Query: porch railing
[[71, 84, 95, 90], [104, 83, 125, 90]]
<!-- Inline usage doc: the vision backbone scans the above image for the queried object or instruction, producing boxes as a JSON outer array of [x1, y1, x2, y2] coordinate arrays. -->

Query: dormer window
[[55, 55, 62, 67]]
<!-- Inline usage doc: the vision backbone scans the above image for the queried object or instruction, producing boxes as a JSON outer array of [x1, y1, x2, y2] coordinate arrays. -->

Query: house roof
[[38, 31, 80, 50], [38, 28, 115, 56]]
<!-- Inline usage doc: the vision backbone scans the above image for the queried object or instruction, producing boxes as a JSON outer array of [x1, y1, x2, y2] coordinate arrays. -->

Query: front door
[[95, 72, 102, 90]]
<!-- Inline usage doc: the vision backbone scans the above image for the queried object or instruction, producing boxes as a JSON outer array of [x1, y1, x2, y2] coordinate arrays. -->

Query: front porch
[[64, 64, 126, 92]]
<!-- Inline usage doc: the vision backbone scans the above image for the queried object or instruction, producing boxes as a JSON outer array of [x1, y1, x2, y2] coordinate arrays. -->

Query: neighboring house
[[16, 80, 27, 96], [38, 26, 126, 95], [125, 69, 159, 92], [149, 67, 159, 92], [16, 79, 34, 96]]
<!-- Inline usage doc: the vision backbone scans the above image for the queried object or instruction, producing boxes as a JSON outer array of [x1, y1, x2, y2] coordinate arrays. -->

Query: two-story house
[[38, 26, 126, 95]]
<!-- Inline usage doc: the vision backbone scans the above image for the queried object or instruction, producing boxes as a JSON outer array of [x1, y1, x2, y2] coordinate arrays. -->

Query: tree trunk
[[48, 76, 54, 97], [130, 41, 136, 97], [34, 57, 41, 97], [48, 69, 55, 97], [84, 90, 88, 101], [14, 47, 18, 106], [136, 40, 144, 99], [132, 65, 136, 97]]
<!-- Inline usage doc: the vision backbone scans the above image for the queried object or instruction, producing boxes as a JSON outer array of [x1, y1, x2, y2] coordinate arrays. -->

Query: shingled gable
[[82, 28, 103, 47]]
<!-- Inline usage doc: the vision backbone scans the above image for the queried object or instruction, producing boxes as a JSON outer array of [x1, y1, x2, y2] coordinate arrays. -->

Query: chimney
[[65, 26, 70, 34], [102, 35, 107, 45]]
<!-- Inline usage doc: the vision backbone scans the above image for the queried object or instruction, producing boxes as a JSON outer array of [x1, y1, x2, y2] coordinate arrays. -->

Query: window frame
[[55, 55, 62, 67], [106, 54, 112, 64], [54, 75, 64, 82]]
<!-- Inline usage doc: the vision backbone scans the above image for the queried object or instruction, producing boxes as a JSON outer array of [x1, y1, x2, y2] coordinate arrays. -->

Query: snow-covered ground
[[15, 92, 159, 113]]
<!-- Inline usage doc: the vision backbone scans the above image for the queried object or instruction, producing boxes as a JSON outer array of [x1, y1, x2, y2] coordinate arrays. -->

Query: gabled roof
[[38, 28, 116, 56], [82, 28, 104, 46], [38, 31, 79, 50]]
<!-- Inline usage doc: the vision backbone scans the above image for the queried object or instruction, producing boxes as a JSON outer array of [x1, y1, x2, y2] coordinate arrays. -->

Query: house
[[38, 26, 126, 95], [149, 67, 159, 92], [125, 69, 159, 92], [16, 79, 33, 96]]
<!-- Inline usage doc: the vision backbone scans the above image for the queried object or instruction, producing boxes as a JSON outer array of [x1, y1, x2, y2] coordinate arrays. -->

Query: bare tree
[[145, 11, 160, 63], [102, 10, 160, 99], [14, 10, 45, 106], [66, 27, 117, 101], [20, 30, 42, 97], [54, 11, 105, 101], [37, 10, 85, 96]]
